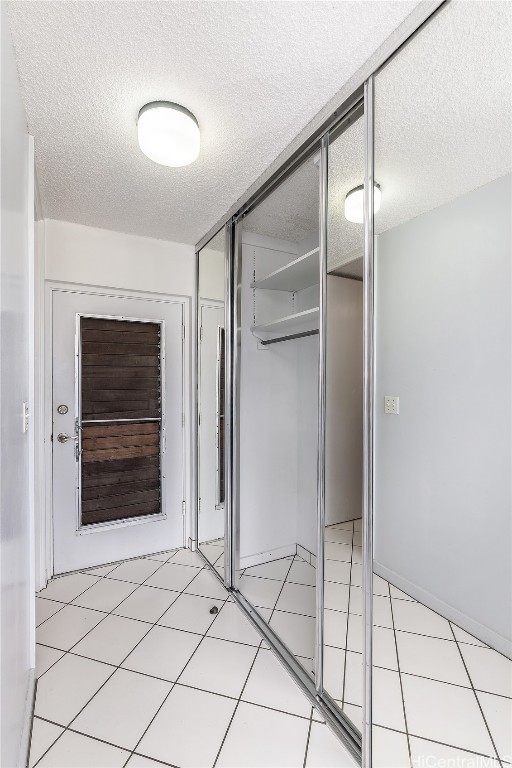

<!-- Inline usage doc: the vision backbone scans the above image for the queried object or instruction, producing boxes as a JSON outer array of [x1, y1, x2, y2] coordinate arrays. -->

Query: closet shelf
[[251, 247, 319, 292], [251, 307, 319, 341]]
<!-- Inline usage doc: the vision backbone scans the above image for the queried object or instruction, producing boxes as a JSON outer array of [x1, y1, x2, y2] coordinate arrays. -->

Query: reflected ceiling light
[[344, 183, 381, 223], [137, 101, 200, 167]]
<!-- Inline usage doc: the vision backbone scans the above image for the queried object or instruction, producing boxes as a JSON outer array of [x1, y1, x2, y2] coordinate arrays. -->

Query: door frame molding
[[42, 281, 192, 581]]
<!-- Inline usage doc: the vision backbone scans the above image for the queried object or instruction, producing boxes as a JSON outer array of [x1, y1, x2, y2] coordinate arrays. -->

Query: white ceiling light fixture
[[344, 183, 381, 223], [137, 101, 200, 167]]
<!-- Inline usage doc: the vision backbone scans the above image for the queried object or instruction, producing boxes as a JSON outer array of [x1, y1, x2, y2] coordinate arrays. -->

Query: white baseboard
[[18, 668, 36, 768], [374, 561, 511, 659], [240, 543, 319, 570], [240, 544, 296, 569]]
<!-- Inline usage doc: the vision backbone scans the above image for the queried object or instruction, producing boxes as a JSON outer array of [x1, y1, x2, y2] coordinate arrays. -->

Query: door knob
[[57, 432, 78, 443]]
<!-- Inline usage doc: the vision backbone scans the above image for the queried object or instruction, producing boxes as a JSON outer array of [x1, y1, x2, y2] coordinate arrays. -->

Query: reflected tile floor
[[239, 519, 512, 768], [31, 547, 355, 768]]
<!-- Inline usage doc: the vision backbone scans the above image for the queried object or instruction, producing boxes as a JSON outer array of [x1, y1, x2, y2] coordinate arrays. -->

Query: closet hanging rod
[[259, 329, 319, 346]]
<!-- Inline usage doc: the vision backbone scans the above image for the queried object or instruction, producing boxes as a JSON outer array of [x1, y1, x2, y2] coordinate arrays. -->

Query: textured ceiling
[[6, 0, 423, 245], [242, 1, 512, 271]]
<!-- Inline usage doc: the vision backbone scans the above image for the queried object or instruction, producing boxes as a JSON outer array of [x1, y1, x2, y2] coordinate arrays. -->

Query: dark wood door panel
[[82, 477, 159, 501], [80, 316, 163, 526], [82, 401, 160, 417], [82, 443, 160, 463], [81, 499, 161, 526], [82, 389, 161, 403], [82, 377, 160, 390], [82, 433, 159, 450], [82, 487, 160, 513], [81, 318, 159, 333], [83, 422, 159, 438], [81, 342, 160, 356], [82, 455, 160, 483], [82, 354, 160, 367], [81, 330, 160, 344]]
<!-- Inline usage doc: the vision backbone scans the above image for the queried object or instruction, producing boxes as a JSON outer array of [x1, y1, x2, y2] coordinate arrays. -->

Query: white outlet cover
[[384, 396, 399, 415]]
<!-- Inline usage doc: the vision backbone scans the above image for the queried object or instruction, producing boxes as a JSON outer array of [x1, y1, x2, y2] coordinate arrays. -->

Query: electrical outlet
[[384, 396, 399, 415]]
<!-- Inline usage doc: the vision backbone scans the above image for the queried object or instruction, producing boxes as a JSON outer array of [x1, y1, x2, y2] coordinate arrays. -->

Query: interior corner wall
[[325, 275, 363, 526], [1, 7, 34, 766], [374, 174, 512, 654]]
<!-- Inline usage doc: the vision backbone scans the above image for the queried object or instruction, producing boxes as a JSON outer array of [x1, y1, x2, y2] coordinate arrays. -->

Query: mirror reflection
[[372, 2, 512, 765], [198, 229, 226, 576], [237, 155, 320, 677], [322, 111, 365, 732]]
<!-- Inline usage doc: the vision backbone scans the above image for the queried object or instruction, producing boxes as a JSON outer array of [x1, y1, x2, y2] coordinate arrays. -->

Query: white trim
[[17, 668, 36, 768], [240, 543, 296, 569], [43, 281, 191, 580], [34, 219, 48, 592], [374, 561, 512, 659], [26, 136, 37, 665]]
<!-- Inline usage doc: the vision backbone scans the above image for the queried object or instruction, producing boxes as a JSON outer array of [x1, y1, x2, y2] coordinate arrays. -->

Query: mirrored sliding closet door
[[235, 151, 321, 677], [322, 105, 365, 734], [197, 228, 227, 577], [372, 2, 512, 765]]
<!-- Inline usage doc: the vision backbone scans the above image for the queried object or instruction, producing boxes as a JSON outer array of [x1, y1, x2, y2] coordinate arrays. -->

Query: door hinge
[[182, 324, 186, 341], [200, 326, 203, 342], [182, 500, 186, 516]]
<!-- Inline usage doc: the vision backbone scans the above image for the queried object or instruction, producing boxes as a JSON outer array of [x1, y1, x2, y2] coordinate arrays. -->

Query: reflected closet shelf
[[251, 247, 319, 292], [251, 307, 319, 341]]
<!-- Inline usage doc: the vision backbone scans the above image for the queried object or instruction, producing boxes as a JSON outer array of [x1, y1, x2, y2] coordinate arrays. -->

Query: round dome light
[[137, 101, 200, 167], [344, 183, 381, 223]]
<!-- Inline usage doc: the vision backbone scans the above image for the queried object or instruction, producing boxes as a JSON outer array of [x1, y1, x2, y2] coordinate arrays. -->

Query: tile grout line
[[211, 640, 265, 768], [31, 553, 182, 767], [33, 543, 509, 767], [388, 579, 414, 768], [124, 575, 248, 765], [36, 552, 185, 681], [267, 554, 303, 625], [35, 708, 506, 768], [340, 520, 356, 709], [302, 708, 315, 768], [448, 620, 504, 767], [31, 550, 209, 767]]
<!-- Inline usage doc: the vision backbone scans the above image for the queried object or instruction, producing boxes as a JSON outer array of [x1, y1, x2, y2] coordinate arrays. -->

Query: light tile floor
[[209, 519, 512, 768], [31, 547, 356, 768]]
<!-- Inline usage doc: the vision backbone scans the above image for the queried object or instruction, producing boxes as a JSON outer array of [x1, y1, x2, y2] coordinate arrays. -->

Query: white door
[[52, 288, 185, 574], [198, 303, 224, 543]]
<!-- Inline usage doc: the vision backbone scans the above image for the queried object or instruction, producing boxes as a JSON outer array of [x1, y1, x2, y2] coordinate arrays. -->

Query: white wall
[[374, 174, 512, 654], [1, 7, 34, 766], [44, 219, 194, 296], [325, 276, 363, 526]]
